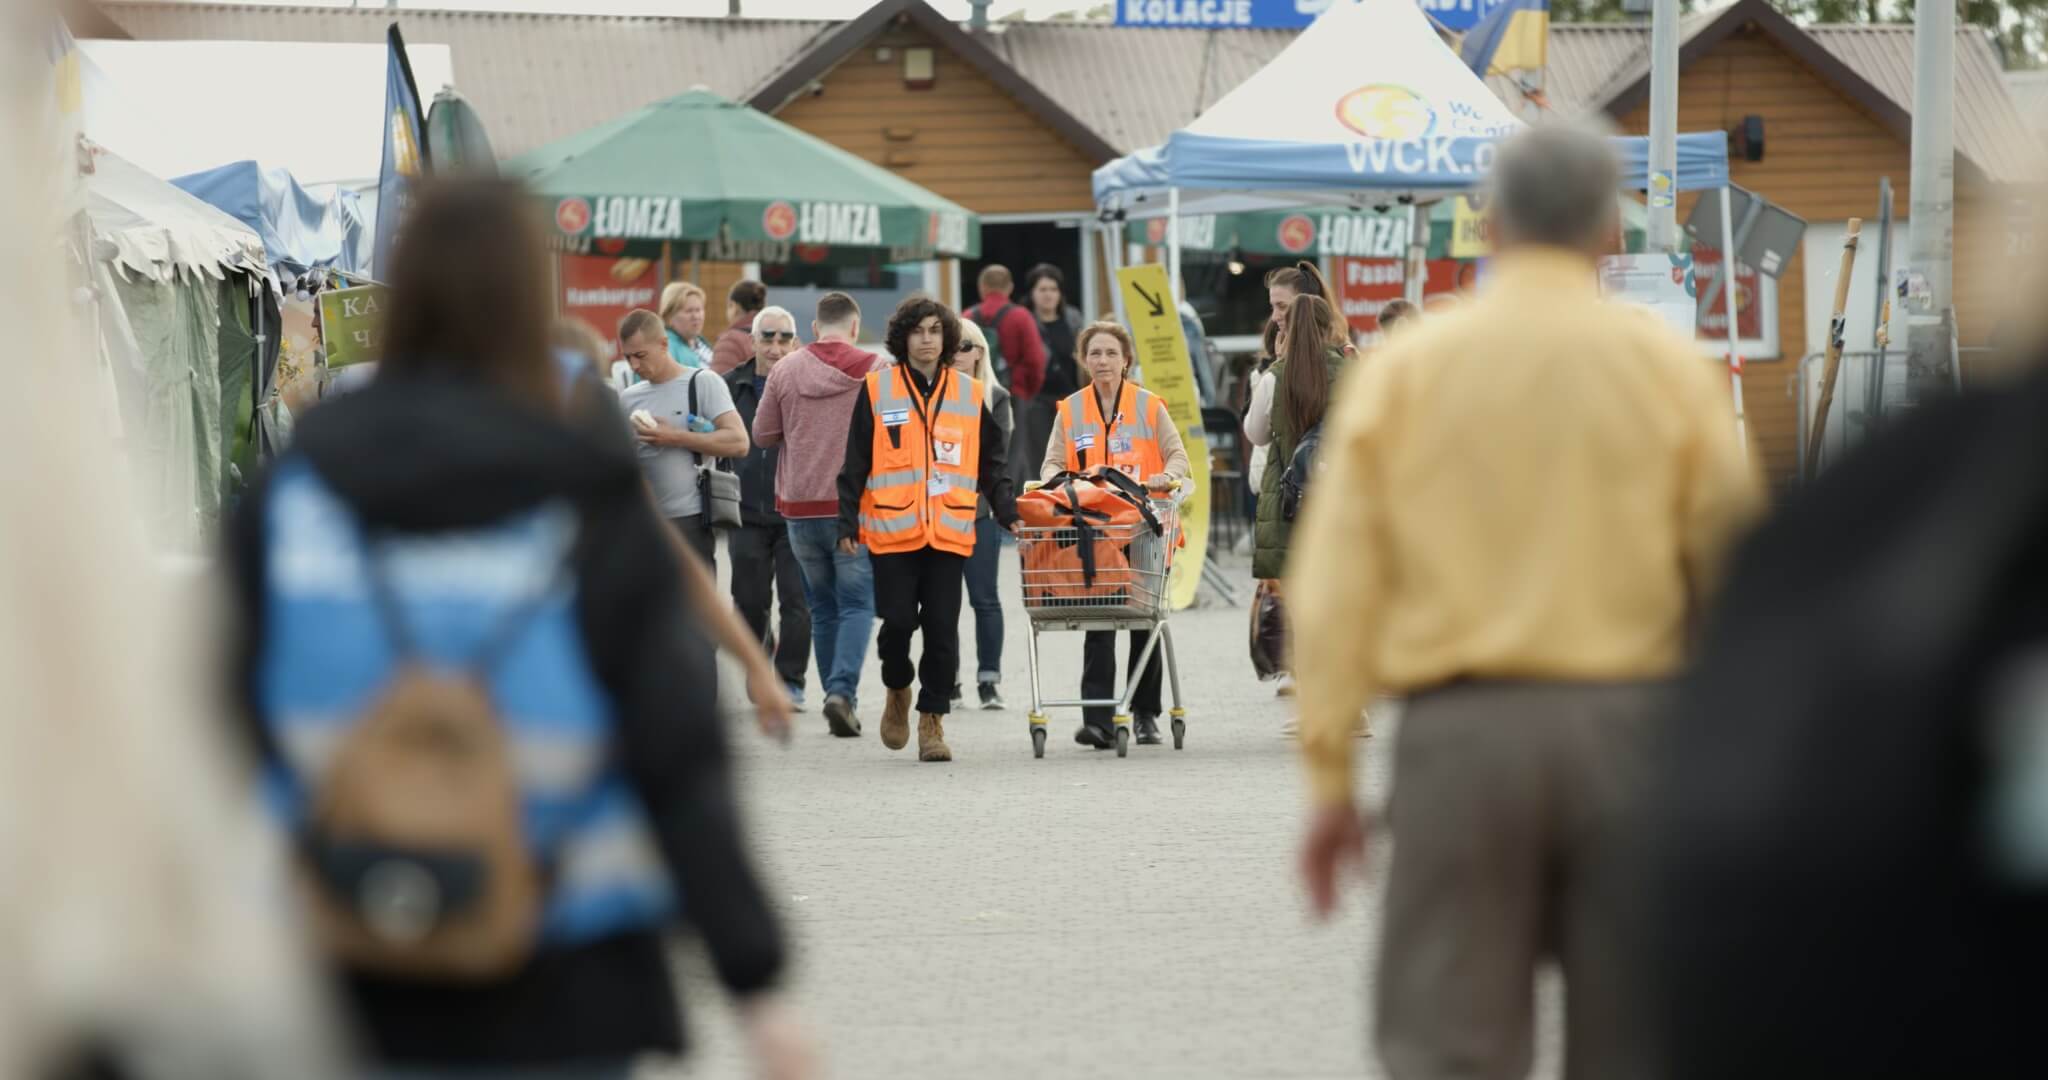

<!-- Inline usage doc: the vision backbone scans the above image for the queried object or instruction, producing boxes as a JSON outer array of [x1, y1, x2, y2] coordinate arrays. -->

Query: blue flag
[[373, 23, 428, 278], [1460, 0, 1548, 78]]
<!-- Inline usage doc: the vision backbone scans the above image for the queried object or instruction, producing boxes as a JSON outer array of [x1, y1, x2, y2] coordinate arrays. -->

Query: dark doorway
[[964, 220, 1082, 314]]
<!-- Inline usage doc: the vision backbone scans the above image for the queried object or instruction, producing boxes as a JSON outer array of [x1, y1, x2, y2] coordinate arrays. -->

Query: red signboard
[[1689, 247, 1763, 342], [1333, 257, 1470, 338], [557, 254, 659, 356]]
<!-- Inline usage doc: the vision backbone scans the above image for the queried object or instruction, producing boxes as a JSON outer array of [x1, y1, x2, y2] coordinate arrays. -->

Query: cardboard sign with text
[[1114, 264, 1209, 611], [558, 253, 659, 354], [317, 285, 389, 369], [1334, 257, 1468, 341]]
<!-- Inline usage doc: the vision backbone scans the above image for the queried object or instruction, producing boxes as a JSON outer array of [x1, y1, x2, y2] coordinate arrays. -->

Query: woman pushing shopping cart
[[1017, 320, 1193, 758]]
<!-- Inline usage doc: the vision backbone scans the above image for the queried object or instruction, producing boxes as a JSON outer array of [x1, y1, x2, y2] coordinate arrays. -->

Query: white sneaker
[[1275, 672, 1296, 698]]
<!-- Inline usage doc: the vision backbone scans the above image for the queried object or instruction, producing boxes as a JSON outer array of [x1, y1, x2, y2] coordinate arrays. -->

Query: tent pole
[[1403, 202, 1426, 306], [659, 241, 672, 296], [690, 243, 702, 286], [1167, 188, 1183, 304], [1718, 185, 1749, 453], [1102, 216, 1129, 326]]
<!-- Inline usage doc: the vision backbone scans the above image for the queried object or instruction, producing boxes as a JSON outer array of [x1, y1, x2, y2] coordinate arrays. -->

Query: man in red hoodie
[[969, 264, 1047, 401], [970, 265, 1047, 495], [754, 292, 883, 738]]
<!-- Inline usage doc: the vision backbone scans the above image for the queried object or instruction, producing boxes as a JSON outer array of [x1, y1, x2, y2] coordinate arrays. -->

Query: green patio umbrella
[[1126, 198, 1648, 261], [506, 89, 979, 263]]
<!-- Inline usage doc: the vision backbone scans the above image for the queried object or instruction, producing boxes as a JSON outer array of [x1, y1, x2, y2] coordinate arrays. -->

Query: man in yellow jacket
[[1289, 125, 1764, 1077], [838, 297, 1017, 762]]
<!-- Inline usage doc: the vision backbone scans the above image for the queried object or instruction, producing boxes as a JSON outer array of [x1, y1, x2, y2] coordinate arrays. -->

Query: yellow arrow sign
[[1115, 263, 1210, 611]]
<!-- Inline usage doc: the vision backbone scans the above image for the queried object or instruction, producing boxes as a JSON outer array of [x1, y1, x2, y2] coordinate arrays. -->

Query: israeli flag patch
[[881, 408, 911, 426], [1073, 433, 1097, 450]]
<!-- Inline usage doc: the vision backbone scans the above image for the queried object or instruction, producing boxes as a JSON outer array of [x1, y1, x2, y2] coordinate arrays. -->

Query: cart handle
[[1022, 477, 1182, 494]]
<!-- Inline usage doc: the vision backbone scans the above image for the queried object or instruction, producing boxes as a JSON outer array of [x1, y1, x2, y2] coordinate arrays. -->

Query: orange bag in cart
[[1017, 471, 1158, 606]]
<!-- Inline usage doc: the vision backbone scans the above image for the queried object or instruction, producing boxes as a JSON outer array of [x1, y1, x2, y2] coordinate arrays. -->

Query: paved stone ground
[[645, 542, 1558, 1079]]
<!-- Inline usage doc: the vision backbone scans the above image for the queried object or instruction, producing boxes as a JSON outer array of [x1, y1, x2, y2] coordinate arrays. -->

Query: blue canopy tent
[[1090, 0, 1733, 306], [173, 160, 372, 281]]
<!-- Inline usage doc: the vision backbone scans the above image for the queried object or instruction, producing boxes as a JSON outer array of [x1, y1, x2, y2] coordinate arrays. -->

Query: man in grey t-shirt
[[617, 308, 747, 569]]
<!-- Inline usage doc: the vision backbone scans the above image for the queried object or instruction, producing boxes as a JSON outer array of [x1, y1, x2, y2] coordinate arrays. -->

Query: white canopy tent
[[1094, 0, 1732, 311]]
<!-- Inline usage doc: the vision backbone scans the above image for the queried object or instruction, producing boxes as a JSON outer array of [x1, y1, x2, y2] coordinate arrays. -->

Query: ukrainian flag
[[1460, 0, 1549, 78]]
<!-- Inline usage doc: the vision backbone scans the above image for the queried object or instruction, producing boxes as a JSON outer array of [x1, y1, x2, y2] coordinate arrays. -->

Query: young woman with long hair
[[1253, 294, 1346, 586]]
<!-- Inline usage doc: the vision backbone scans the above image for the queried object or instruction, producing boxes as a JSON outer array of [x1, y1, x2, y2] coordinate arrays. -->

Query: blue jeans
[[962, 516, 1004, 683], [787, 517, 875, 703]]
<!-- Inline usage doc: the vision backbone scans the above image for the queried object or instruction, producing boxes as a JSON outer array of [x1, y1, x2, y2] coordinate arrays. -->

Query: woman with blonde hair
[[950, 317, 1014, 709], [660, 281, 713, 368], [1039, 321, 1193, 749]]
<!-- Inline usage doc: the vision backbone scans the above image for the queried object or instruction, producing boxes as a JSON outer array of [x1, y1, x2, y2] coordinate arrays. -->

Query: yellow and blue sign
[[1114, 264, 1211, 611], [1458, 0, 1549, 77]]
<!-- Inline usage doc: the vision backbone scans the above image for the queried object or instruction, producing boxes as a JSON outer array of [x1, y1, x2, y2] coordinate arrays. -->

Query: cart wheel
[[1115, 726, 1130, 758], [1171, 717, 1186, 750], [1031, 726, 1047, 759]]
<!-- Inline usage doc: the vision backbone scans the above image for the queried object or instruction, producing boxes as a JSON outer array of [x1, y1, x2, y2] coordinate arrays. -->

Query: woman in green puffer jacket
[[1253, 293, 1348, 582]]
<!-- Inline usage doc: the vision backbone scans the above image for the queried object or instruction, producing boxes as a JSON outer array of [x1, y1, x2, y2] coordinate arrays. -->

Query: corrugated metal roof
[[102, 3, 831, 158], [1809, 24, 2043, 184], [2005, 70, 2048, 138], [992, 23, 1293, 155], [101, 2, 2041, 184]]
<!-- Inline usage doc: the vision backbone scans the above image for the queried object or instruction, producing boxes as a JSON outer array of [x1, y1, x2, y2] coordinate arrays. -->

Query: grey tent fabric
[[84, 144, 266, 550], [110, 271, 224, 548]]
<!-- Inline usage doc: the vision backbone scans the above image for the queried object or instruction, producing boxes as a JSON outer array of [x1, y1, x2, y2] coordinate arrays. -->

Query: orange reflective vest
[[858, 364, 984, 557], [1055, 380, 1169, 482]]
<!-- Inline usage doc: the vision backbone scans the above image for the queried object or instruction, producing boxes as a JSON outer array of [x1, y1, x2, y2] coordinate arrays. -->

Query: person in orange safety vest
[[838, 297, 1017, 763], [1039, 321, 1191, 750]]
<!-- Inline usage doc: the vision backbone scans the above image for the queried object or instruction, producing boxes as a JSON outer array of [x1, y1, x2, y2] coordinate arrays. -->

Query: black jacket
[[837, 363, 1016, 544], [724, 357, 781, 526], [1651, 370, 2048, 1079], [225, 375, 785, 1067]]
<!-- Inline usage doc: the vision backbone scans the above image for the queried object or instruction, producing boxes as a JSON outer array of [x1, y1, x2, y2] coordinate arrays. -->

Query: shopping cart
[[1017, 478, 1186, 759]]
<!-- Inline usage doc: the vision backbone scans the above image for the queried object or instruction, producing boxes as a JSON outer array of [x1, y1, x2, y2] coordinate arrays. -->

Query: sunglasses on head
[[958, 342, 984, 353]]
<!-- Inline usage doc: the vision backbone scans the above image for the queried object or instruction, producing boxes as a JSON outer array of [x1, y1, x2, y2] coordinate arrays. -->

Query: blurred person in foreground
[[0, 26, 341, 1078], [1289, 125, 1762, 1079], [725, 305, 812, 711], [840, 296, 1018, 761], [225, 180, 811, 1079], [1648, 368, 2048, 1075], [1039, 320, 1191, 749], [754, 292, 884, 738]]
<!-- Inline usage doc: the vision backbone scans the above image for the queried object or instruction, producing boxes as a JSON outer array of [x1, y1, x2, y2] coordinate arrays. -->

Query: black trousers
[[871, 546, 967, 716], [727, 522, 810, 691], [669, 514, 715, 573], [1081, 628, 1162, 729]]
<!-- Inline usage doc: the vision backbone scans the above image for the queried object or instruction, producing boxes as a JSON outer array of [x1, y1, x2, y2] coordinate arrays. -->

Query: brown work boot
[[918, 712, 952, 762], [879, 687, 913, 751]]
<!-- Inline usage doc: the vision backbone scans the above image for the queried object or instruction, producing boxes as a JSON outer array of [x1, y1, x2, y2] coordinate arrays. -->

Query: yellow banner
[[1115, 263, 1210, 611], [1451, 195, 1493, 259]]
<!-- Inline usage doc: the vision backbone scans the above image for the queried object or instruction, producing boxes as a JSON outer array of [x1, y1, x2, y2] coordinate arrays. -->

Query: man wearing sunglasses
[[725, 305, 812, 713]]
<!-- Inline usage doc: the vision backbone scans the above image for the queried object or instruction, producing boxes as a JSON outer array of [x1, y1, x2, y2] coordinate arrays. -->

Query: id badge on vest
[[933, 435, 964, 468]]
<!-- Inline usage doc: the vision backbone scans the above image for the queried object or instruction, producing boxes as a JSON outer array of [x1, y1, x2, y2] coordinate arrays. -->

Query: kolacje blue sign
[[1116, 0, 1329, 29], [1416, 0, 1509, 33]]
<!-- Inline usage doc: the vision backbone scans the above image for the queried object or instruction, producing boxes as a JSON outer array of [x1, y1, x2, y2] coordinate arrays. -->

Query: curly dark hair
[[884, 295, 961, 370]]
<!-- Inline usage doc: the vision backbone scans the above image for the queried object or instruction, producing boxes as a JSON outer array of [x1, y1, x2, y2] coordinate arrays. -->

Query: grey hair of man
[[1484, 123, 1622, 256], [752, 305, 797, 340]]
